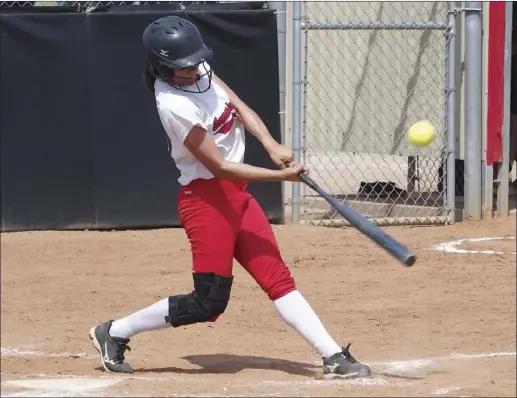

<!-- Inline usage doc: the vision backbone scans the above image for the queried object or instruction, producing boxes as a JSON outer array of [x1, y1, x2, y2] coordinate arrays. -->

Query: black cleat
[[322, 343, 371, 378], [89, 320, 133, 373]]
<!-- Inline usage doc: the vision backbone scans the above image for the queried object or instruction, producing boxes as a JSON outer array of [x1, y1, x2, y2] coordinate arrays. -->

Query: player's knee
[[165, 272, 233, 327], [265, 265, 296, 301]]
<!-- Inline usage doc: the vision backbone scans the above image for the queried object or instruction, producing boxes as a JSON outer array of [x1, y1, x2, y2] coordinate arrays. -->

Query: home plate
[[2, 378, 120, 397]]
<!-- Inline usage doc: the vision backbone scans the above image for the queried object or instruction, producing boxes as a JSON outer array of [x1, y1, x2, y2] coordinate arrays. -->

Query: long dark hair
[[142, 62, 157, 94]]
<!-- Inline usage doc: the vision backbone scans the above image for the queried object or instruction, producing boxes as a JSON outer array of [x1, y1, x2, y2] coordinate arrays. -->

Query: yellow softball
[[407, 120, 436, 147]]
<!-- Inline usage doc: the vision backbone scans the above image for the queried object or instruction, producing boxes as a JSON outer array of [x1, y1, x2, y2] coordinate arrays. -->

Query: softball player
[[89, 16, 371, 378]]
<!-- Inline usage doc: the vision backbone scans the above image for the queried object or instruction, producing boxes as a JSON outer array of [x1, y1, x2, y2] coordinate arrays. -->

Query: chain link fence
[[295, 1, 454, 226]]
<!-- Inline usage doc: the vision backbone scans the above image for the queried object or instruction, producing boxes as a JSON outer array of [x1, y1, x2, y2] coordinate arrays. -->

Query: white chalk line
[[2, 347, 515, 397], [1, 378, 119, 397], [4, 347, 515, 369], [1, 348, 94, 359], [433, 385, 462, 395], [3, 346, 515, 372], [301, 350, 517, 370], [258, 351, 516, 389], [261, 377, 389, 388], [432, 236, 516, 255]]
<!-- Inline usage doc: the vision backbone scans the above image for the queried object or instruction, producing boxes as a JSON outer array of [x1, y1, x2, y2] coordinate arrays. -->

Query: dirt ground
[[1, 215, 516, 397]]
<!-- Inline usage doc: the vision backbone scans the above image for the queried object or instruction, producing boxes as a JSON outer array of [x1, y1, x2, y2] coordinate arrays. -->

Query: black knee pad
[[164, 272, 233, 327]]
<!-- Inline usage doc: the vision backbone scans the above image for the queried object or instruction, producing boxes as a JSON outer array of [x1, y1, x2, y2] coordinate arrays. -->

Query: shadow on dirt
[[135, 353, 319, 377], [133, 353, 427, 381]]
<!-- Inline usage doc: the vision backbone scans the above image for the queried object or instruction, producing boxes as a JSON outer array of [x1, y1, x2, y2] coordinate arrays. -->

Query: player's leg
[[234, 192, 371, 378], [89, 179, 243, 373], [161, 180, 243, 327]]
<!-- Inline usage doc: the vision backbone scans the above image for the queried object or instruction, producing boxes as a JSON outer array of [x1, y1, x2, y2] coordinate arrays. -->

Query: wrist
[[275, 168, 289, 181], [262, 137, 279, 152]]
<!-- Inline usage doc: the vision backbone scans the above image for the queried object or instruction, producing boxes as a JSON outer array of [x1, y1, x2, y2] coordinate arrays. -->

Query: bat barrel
[[353, 212, 417, 266], [385, 237, 417, 267], [298, 172, 417, 267]]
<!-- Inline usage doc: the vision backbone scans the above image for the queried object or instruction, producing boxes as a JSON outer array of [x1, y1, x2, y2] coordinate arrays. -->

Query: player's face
[[172, 66, 199, 86]]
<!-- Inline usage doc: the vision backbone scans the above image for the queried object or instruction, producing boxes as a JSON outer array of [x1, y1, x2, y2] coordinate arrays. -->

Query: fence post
[[291, 1, 302, 223], [445, 2, 457, 224], [270, 1, 287, 144], [269, 1, 287, 221], [463, 1, 483, 220], [482, 2, 493, 218], [497, 1, 513, 217]]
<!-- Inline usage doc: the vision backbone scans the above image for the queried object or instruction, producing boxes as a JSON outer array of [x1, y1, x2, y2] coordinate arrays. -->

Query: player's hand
[[280, 162, 308, 182], [268, 143, 294, 169]]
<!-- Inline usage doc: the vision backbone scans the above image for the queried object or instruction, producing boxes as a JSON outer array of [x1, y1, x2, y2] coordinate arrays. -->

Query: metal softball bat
[[295, 168, 416, 267]]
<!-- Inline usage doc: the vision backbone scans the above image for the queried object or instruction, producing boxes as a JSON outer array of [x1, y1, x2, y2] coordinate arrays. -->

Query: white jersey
[[154, 70, 245, 186]]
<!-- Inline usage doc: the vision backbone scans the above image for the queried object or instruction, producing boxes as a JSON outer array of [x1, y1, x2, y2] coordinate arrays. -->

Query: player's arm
[[183, 125, 302, 182], [213, 74, 290, 162]]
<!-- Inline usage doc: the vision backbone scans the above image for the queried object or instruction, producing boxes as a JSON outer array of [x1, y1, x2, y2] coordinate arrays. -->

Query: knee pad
[[164, 272, 233, 327]]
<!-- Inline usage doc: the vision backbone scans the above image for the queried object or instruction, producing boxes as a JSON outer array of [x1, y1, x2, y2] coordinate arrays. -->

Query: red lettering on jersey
[[213, 102, 236, 135]]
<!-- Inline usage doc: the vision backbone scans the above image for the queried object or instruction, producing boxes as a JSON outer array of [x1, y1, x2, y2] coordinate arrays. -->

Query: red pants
[[177, 178, 296, 302]]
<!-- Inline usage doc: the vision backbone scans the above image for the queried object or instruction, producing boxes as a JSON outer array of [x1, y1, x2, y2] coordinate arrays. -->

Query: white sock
[[273, 290, 342, 358], [109, 298, 171, 339]]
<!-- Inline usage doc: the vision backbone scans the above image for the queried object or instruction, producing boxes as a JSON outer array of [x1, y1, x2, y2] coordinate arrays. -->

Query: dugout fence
[[0, 1, 282, 231]]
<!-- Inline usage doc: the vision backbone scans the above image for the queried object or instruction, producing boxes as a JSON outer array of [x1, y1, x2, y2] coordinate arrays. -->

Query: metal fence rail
[[0, 1, 141, 8], [291, 1, 456, 226], [0, 1, 243, 10]]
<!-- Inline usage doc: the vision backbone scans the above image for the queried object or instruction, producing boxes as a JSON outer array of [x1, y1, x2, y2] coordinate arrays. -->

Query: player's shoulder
[[154, 80, 191, 105], [154, 80, 198, 114]]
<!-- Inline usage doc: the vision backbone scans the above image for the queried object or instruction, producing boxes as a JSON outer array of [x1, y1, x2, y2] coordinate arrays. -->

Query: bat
[[294, 167, 417, 267]]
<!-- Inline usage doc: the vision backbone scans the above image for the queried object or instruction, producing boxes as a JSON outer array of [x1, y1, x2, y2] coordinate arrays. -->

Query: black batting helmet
[[142, 16, 213, 92]]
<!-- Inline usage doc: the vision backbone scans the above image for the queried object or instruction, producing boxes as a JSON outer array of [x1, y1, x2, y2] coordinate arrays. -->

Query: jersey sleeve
[[156, 96, 207, 144]]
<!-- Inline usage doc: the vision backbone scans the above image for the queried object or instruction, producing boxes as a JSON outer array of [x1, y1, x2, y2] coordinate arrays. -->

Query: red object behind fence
[[486, 1, 506, 166]]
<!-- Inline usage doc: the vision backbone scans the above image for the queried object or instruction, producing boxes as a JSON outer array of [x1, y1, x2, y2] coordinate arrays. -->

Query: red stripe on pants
[[177, 178, 296, 310]]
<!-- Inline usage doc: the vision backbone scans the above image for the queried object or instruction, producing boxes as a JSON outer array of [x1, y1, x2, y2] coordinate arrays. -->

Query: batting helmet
[[142, 16, 213, 92]]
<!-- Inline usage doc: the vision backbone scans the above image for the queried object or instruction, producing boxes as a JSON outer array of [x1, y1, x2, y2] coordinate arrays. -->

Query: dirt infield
[[1, 215, 516, 397]]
